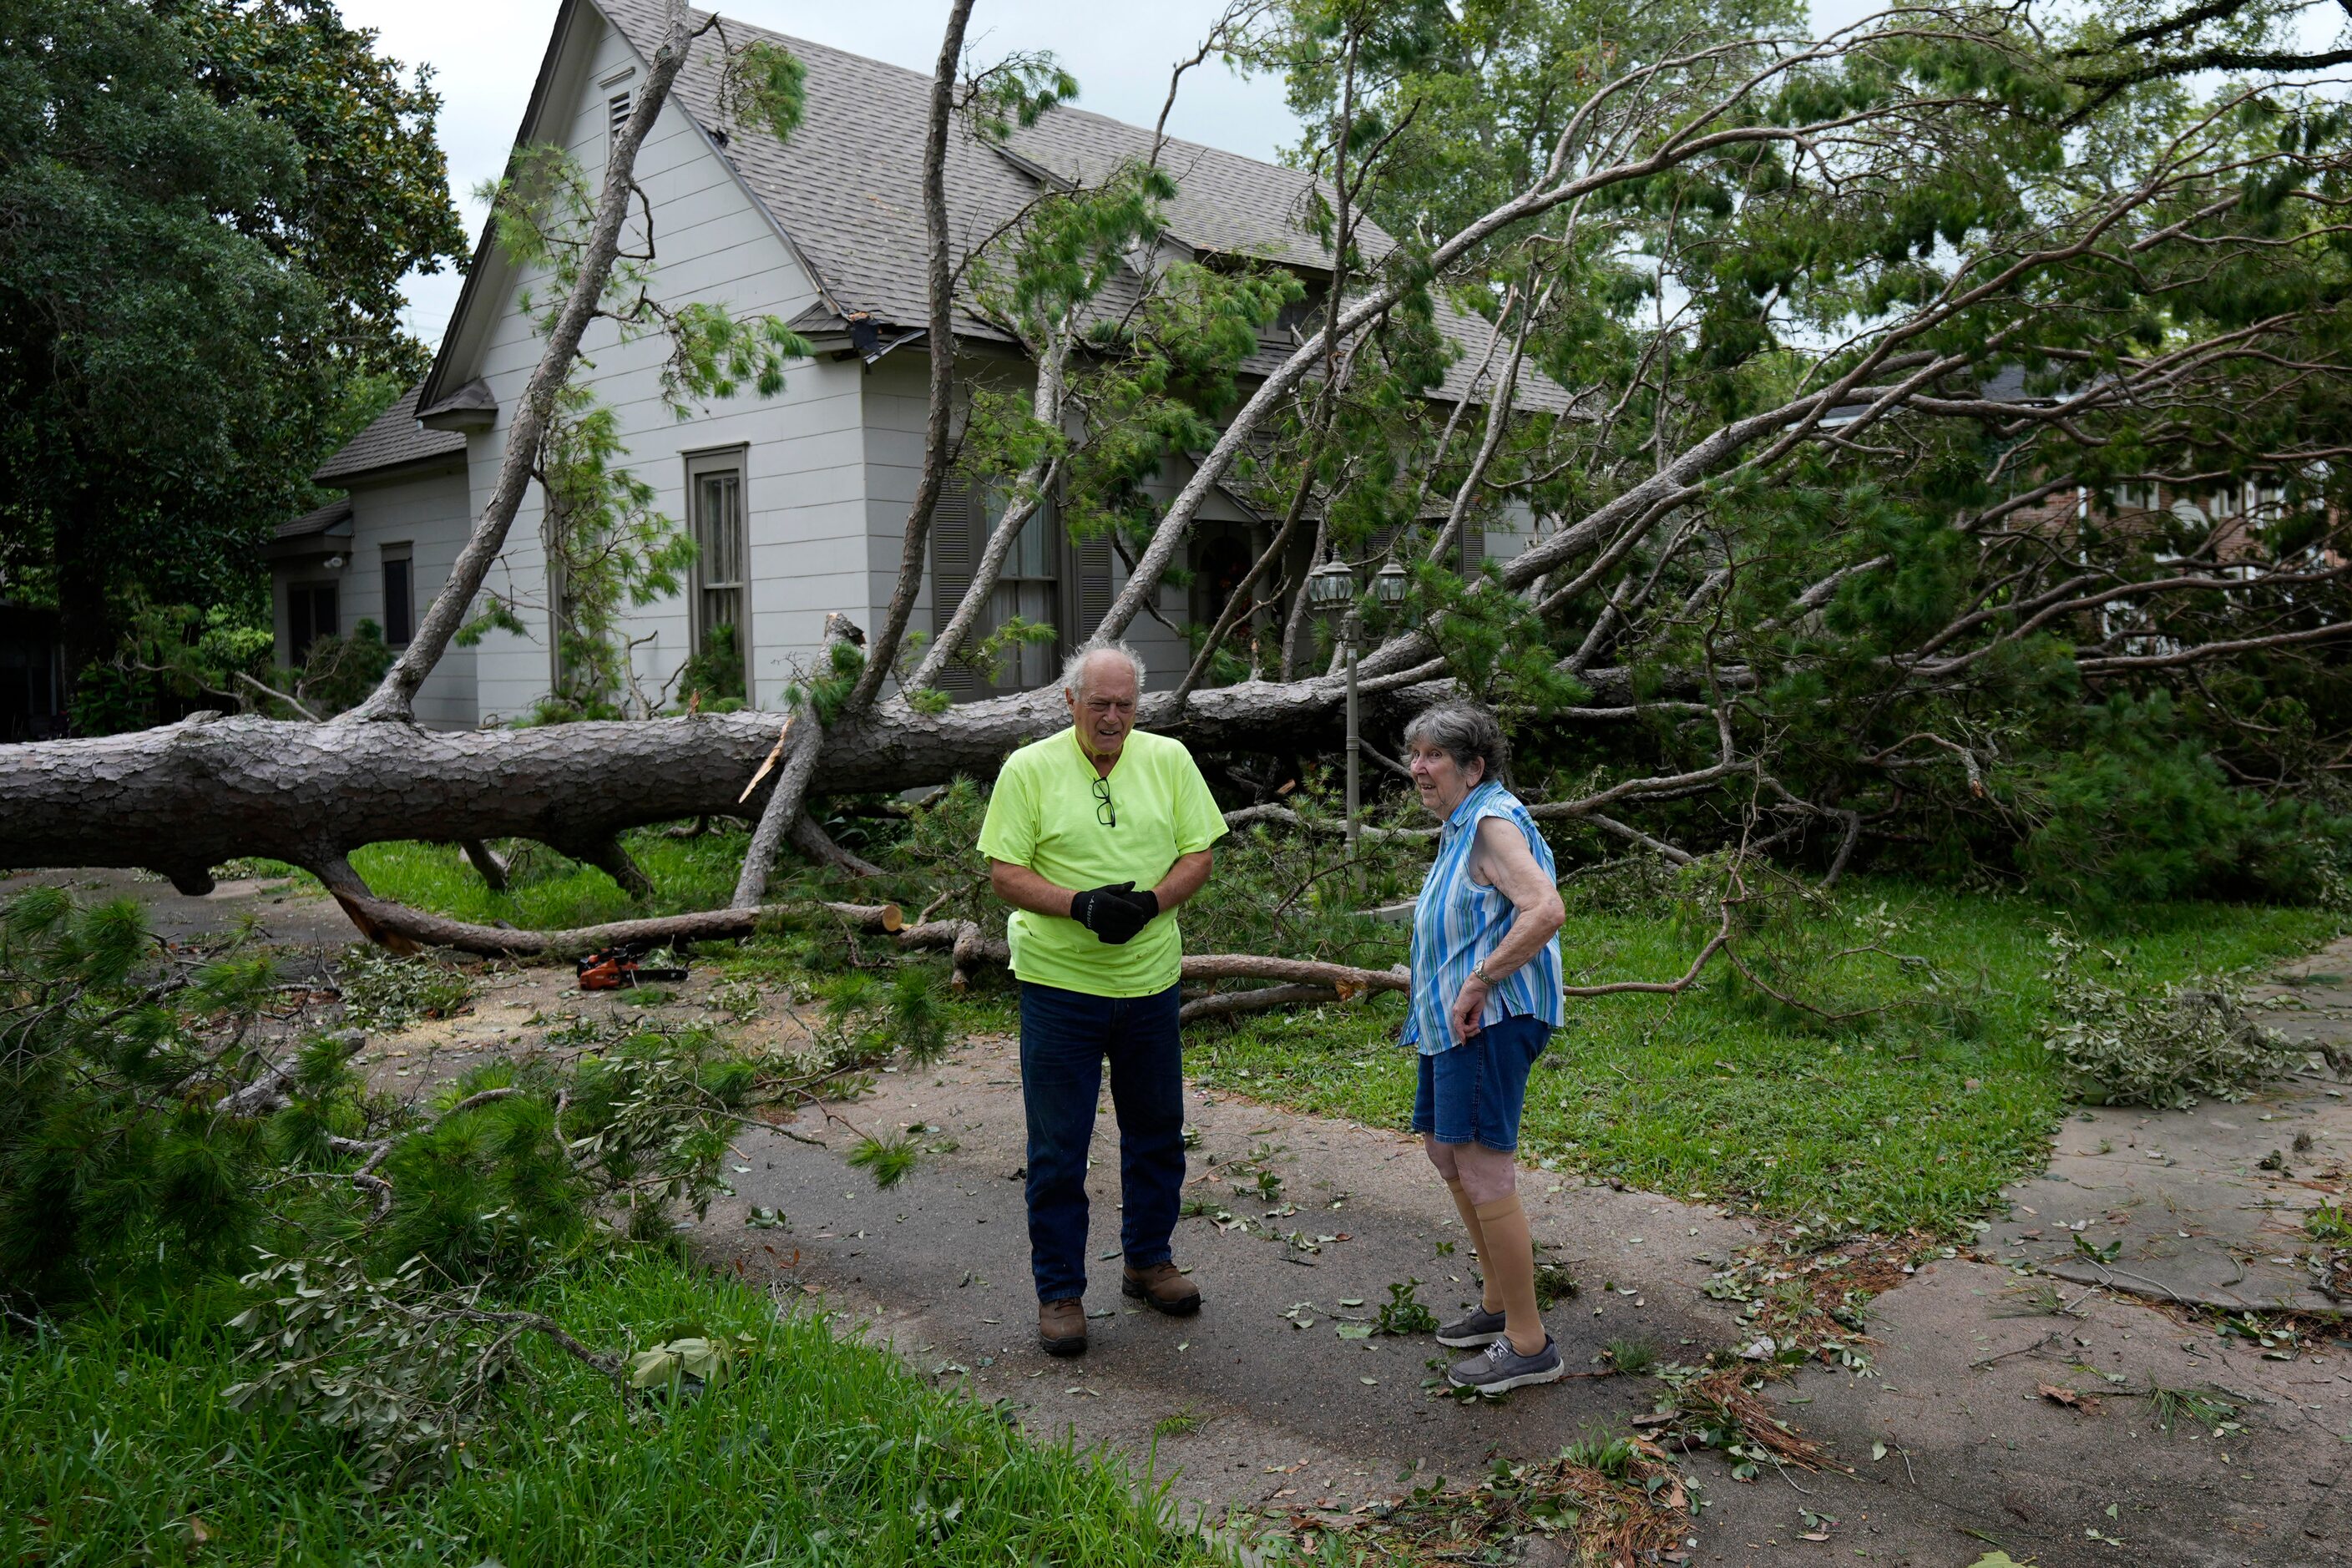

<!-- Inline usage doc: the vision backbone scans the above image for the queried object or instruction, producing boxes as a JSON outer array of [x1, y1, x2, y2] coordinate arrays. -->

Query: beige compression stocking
[[1444, 1179, 1500, 1312], [1473, 1194, 1545, 1355]]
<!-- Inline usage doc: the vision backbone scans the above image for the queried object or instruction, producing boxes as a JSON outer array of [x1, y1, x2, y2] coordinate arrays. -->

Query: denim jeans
[[1018, 979, 1186, 1303]]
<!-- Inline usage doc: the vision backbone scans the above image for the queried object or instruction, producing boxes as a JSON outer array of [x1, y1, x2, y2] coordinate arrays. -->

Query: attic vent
[[608, 91, 633, 141]]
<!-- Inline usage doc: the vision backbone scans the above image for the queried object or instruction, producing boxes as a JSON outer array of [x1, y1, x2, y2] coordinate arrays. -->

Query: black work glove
[[1070, 882, 1156, 945]]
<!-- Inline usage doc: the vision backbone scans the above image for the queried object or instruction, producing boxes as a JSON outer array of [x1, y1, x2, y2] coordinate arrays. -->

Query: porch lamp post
[[1308, 554, 1412, 880]]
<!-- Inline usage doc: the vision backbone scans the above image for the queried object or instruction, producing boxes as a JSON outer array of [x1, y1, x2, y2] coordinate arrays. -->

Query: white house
[[272, 0, 1570, 726]]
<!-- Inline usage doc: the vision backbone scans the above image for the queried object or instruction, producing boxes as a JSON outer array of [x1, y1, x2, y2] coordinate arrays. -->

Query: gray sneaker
[[1448, 1335, 1565, 1393], [1435, 1305, 1507, 1348]]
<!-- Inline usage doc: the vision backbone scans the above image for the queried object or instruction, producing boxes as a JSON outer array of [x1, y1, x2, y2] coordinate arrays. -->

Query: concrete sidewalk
[[712, 1023, 2352, 1568]]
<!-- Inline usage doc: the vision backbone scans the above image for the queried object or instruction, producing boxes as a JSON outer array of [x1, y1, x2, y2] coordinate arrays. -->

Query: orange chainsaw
[[575, 942, 690, 991]]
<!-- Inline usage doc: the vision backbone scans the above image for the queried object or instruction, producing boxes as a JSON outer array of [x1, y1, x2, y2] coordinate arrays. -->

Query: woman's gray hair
[[1060, 639, 1146, 697], [1403, 701, 1507, 786]]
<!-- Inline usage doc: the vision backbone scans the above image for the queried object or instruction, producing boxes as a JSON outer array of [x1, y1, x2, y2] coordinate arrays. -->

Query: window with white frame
[[688, 452, 750, 696], [986, 499, 1060, 692]]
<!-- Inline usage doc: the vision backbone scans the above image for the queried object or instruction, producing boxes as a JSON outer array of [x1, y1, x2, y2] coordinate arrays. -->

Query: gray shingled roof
[[604, 0, 1039, 339], [597, 0, 1576, 413], [276, 497, 353, 540], [312, 382, 468, 484]]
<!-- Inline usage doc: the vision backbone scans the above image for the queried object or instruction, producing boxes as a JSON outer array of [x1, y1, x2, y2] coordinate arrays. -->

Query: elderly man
[[978, 640, 1227, 1357]]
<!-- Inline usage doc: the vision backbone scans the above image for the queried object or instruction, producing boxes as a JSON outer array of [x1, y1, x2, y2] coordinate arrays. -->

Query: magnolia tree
[[3, 0, 2349, 957]]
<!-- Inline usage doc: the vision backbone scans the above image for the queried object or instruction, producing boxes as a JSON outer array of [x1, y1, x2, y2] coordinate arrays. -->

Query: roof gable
[[597, 0, 1042, 336], [595, 0, 1387, 331], [312, 383, 467, 485]]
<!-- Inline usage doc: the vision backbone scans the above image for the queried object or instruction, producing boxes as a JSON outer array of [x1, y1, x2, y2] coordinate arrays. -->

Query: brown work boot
[[1038, 1297, 1088, 1357], [1120, 1260, 1201, 1317]]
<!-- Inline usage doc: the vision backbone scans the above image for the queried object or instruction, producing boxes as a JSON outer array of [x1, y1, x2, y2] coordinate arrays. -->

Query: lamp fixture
[[1372, 559, 1409, 607], [1305, 552, 1355, 612]]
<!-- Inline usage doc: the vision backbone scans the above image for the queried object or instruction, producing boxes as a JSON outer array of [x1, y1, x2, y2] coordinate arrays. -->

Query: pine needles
[[847, 1132, 920, 1189]]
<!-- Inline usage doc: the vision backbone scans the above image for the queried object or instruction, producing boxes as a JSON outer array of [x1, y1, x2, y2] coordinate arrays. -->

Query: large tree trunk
[[0, 673, 1476, 888]]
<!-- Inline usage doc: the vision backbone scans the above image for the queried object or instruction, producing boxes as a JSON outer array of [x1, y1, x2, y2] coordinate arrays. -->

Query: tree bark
[[0, 671, 1476, 883], [461, 840, 512, 891], [327, 892, 903, 959], [842, 0, 973, 713]]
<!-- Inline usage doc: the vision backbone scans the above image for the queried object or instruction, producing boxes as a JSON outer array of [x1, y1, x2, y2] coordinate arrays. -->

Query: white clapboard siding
[[339, 467, 477, 729], [448, 8, 857, 722]]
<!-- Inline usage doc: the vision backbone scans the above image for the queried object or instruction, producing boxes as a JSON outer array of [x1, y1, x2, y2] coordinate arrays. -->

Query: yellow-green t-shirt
[[976, 726, 1228, 997]]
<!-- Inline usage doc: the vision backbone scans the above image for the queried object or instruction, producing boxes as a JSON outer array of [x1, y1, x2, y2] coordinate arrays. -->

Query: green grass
[[351, 833, 748, 928], [1175, 878, 2340, 1237], [0, 1254, 1227, 1567], [226, 832, 753, 930]]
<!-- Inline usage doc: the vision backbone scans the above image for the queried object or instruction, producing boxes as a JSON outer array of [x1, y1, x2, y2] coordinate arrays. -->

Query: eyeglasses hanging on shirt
[[1092, 775, 1116, 827]]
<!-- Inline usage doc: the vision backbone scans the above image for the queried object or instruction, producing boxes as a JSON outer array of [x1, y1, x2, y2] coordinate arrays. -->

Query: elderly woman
[[1401, 701, 1568, 1393]]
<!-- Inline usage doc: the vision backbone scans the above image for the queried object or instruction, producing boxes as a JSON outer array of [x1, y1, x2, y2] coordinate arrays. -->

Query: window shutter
[[1072, 529, 1113, 646], [929, 478, 984, 703], [1459, 523, 1485, 577]]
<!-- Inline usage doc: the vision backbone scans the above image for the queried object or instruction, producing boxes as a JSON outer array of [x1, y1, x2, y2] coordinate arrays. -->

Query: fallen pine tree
[[7, 0, 2349, 998]]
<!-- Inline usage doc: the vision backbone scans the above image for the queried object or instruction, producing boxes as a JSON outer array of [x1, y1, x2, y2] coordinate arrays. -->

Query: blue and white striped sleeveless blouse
[[1401, 781, 1565, 1055]]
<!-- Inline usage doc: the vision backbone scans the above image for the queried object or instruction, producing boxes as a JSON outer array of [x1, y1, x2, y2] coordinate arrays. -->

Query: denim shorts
[[1410, 1014, 1552, 1152]]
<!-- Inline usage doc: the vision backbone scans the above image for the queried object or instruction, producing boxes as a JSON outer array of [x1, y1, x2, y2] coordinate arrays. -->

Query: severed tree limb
[[569, 837, 655, 900], [787, 812, 884, 878], [1562, 900, 1732, 998], [905, 301, 1069, 691], [887, 918, 1411, 1002], [316, 892, 903, 960], [1179, 954, 1408, 994], [219, 1029, 368, 1117], [1582, 812, 1697, 865], [732, 711, 822, 908], [1424, 276, 1546, 570], [1179, 984, 1338, 1023], [733, 612, 863, 908], [461, 839, 511, 892], [894, 918, 1008, 988], [1819, 808, 1865, 890]]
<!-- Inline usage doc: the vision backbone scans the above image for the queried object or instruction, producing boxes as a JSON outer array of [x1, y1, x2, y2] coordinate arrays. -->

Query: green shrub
[[675, 621, 747, 706], [294, 618, 396, 713]]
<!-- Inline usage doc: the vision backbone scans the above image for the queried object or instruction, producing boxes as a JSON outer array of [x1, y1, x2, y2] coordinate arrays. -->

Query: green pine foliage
[[0, 883, 1009, 1513], [0, 887, 283, 1302], [0, 889, 761, 1308]]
